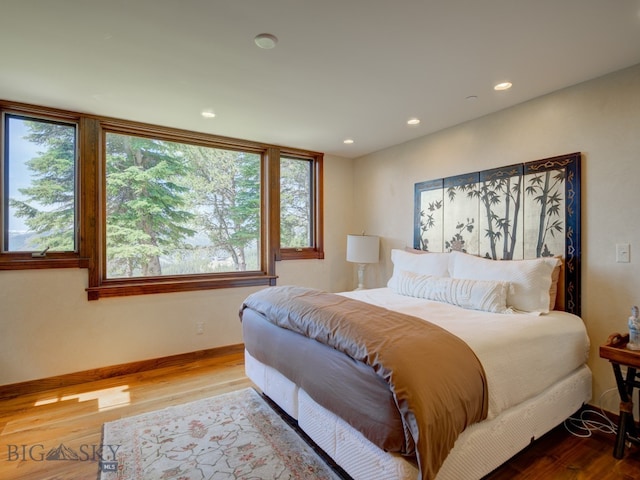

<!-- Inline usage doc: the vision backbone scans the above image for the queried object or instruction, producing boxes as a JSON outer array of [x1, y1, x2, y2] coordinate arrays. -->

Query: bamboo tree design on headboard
[[478, 165, 522, 260], [414, 152, 581, 315], [527, 167, 565, 258]]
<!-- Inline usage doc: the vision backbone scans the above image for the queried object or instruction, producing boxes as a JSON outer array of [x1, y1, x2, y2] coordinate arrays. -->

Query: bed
[[240, 249, 592, 480]]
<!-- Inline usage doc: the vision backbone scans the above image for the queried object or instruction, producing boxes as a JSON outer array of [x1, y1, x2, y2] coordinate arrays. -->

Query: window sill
[[279, 248, 325, 261], [0, 258, 89, 270], [86, 274, 278, 300]]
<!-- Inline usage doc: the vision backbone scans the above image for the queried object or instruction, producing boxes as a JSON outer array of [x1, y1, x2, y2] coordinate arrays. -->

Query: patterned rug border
[[259, 393, 353, 480], [99, 387, 353, 480]]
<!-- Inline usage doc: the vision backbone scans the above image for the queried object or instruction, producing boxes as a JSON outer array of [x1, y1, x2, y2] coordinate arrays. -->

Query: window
[[0, 108, 84, 269], [280, 156, 312, 248], [278, 153, 324, 260], [104, 132, 262, 279], [0, 101, 323, 294], [87, 121, 323, 299]]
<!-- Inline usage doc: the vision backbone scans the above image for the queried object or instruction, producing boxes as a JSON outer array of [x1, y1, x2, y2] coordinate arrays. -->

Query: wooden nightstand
[[599, 332, 640, 458]]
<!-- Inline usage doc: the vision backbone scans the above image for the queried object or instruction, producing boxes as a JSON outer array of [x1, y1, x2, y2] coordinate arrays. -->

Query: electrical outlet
[[196, 321, 204, 335], [616, 243, 630, 263]]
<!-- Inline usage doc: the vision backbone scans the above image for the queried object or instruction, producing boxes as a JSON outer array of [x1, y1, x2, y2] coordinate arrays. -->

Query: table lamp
[[346, 234, 380, 290]]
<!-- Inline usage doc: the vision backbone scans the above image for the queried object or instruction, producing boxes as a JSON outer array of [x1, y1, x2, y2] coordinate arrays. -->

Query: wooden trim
[[86, 122, 285, 299], [279, 248, 325, 260], [276, 151, 324, 261], [0, 99, 325, 297], [0, 343, 245, 400], [0, 257, 89, 270], [267, 147, 281, 263], [314, 153, 325, 259], [79, 117, 100, 274], [0, 105, 85, 268], [86, 275, 277, 300]]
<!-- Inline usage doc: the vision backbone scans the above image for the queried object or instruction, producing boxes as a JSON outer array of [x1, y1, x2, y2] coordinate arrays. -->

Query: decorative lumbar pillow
[[387, 248, 451, 290], [449, 251, 561, 314], [392, 270, 512, 314]]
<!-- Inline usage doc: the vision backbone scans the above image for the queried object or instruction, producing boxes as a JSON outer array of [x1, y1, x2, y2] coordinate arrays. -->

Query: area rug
[[100, 388, 345, 480]]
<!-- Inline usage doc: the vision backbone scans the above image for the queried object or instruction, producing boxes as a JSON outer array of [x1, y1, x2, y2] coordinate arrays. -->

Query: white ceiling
[[1, 1, 639, 159]]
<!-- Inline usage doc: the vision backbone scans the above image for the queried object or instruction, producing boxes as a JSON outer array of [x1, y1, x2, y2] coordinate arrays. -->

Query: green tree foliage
[[9, 119, 76, 251], [13, 123, 311, 277], [184, 145, 260, 272], [106, 134, 195, 277], [280, 157, 312, 248]]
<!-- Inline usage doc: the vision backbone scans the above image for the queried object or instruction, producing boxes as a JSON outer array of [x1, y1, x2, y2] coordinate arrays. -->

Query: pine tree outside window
[[0, 110, 84, 268], [1, 101, 324, 295], [103, 132, 262, 279], [278, 153, 324, 261], [280, 156, 312, 249]]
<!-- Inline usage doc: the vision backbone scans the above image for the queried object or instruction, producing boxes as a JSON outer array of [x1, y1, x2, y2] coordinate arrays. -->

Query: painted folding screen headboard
[[413, 152, 581, 316]]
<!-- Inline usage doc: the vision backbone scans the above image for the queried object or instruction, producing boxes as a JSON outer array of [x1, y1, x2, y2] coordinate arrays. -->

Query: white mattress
[[339, 287, 590, 419], [244, 287, 593, 479], [246, 352, 592, 480]]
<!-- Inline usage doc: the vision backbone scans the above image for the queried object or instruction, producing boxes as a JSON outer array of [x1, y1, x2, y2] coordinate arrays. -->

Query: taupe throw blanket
[[240, 286, 488, 480]]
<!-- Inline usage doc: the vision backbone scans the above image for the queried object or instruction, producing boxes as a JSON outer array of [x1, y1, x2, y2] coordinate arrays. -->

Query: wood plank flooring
[[1, 351, 638, 479]]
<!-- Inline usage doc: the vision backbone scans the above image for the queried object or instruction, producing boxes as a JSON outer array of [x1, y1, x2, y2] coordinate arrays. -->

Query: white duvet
[[340, 287, 590, 419]]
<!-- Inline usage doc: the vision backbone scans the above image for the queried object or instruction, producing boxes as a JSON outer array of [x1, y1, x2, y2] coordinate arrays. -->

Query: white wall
[[353, 63, 640, 412], [4, 64, 639, 415], [0, 154, 355, 386]]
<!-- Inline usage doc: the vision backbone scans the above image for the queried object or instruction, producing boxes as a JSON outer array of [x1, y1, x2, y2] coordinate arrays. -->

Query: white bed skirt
[[245, 350, 592, 480]]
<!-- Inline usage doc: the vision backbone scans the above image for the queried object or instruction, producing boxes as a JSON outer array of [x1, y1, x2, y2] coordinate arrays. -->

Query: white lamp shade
[[346, 235, 379, 264]]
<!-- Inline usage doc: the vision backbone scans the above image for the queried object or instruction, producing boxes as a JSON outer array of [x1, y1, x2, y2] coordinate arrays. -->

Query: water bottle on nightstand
[[628, 305, 640, 350]]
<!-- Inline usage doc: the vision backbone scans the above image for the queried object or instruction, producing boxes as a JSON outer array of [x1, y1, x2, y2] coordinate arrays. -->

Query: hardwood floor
[[0, 352, 252, 480], [484, 420, 640, 480], [0, 351, 638, 480]]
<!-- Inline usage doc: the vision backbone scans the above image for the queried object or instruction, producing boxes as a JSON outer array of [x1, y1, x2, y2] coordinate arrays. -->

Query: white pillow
[[387, 249, 450, 290], [449, 251, 561, 314], [392, 270, 512, 314]]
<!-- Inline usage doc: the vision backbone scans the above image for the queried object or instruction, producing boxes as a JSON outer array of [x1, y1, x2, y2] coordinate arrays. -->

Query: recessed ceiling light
[[494, 82, 513, 91], [407, 118, 421, 126], [201, 110, 216, 118], [465, 95, 478, 101], [343, 138, 354, 144], [254, 33, 278, 49]]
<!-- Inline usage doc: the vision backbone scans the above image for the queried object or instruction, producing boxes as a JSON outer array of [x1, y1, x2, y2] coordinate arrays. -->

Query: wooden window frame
[[87, 119, 279, 300], [0, 101, 324, 296], [0, 102, 89, 270], [277, 150, 324, 261]]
